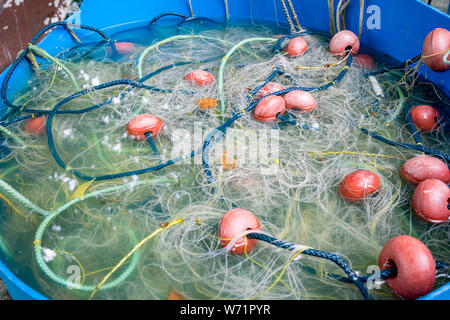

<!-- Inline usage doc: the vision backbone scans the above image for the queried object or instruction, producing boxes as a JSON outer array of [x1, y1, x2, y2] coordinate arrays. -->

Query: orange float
[[422, 28, 450, 72], [256, 83, 285, 99], [353, 54, 376, 71], [184, 70, 215, 86], [400, 156, 450, 185], [25, 116, 46, 135], [107, 42, 136, 55], [338, 170, 381, 202], [409, 105, 441, 132], [329, 30, 360, 56], [378, 235, 436, 300], [283, 90, 317, 112], [126, 114, 164, 140], [218, 208, 261, 254], [412, 178, 450, 223], [285, 37, 309, 58], [253, 96, 286, 122]]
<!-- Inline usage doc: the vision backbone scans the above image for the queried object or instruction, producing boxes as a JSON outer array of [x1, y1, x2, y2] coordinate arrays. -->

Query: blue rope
[[1, 49, 220, 126], [369, 54, 421, 76], [247, 232, 371, 299], [273, 31, 332, 54], [360, 127, 450, 162], [59, 12, 190, 62], [202, 54, 352, 184], [144, 132, 160, 156], [1, 25, 352, 185], [0, 14, 449, 301], [247, 232, 449, 300], [276, 113, 316, 130], [177, 16, 222, 34], [148, 12, 188, 26], [43, 79, 198, 181], [404, 105, 423, 146], [1, 22, 110, 114], [0, 61, 202, 126], [30, 22, 109, 45]]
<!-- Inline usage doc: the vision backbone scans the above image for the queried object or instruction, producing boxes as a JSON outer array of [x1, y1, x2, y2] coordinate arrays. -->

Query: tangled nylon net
[[0, 16, 448, 300]]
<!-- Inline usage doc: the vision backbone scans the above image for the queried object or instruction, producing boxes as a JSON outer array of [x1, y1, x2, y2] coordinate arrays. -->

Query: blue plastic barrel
[[0, 0, 449, 300]]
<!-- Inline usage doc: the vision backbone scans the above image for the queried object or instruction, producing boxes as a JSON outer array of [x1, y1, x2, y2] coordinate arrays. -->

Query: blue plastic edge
[[0, 258, 47, 300], [0, 0, 449, 300]]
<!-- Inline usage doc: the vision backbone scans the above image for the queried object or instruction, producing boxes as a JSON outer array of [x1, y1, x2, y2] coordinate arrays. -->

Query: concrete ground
[[0, 0, 448, 301], [424, 0, 449, 13], [0, 279, 11, 300]]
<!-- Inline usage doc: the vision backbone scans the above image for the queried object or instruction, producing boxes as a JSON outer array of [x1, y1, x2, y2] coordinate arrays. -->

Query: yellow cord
[[308, 150, 402, 160], [297, 52, 350, 70], [244, 246, 295, 294], [252, 246, 309, 299], [88, 218, 183, 299], [0, 192, 28, 219], [19, 54, 59, 112]]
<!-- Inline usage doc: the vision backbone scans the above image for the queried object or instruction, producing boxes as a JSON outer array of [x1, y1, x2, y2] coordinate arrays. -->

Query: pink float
[[329, 30, 360, 56]]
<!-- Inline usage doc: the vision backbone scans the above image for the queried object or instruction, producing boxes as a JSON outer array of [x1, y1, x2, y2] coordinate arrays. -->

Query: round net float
[[106, 42, 136, 55], [184, 70, 215, 86], [412, 178, 450, 223], [422, 28, 450, 73], [168, 290, 184, 300], [25, 116, 46, 135], [283, 90, 317, 112], [400, 156, 450, 185], [126, 114, 164, 140], [378, 235, 436, 300], [409, 104, 441, 132], [256, 82, 285, 99], [338, 169, 381, 202], [353, 54, 376, 71], [218, 208, 261, 254], [285, 37, 309, 58], [253, 95, 286, 122], [329, 30, 360, 56]]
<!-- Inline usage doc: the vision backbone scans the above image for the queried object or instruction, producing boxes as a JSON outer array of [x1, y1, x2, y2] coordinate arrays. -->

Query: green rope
[[217, 37, 277, 115], [28, 44, 81, 91], [0, 236, 11, 259], [34, 212, 140, 292], [0, 176, 175, 219], [30, 176, 176, 292], [0, 179, 49, 217], [0, 125, 26, 147], [24, 51, 40, 70], [136, 35, 263, 79]]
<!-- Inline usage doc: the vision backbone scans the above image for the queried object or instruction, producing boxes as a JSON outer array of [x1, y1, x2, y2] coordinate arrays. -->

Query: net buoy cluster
[[220, 208, 441, 300], [401, 156, 450, 224]]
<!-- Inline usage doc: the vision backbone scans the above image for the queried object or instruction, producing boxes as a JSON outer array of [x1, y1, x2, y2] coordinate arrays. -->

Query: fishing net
[[0, 15, 448, 300]]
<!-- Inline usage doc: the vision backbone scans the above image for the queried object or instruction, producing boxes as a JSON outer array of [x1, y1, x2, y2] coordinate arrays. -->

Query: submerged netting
[[0, 14, 449, 300]]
